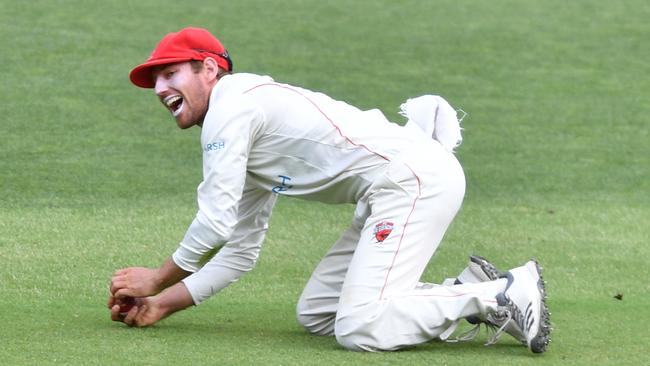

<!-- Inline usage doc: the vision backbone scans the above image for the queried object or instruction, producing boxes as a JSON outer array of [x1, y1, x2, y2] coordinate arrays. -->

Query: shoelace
[[441, 307, 515, 345], [485, 310, 512, 346], [442, 318, 502, 344]]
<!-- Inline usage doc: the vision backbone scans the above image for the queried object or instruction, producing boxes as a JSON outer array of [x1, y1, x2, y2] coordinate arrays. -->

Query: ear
[[202, 57, 219, 82]]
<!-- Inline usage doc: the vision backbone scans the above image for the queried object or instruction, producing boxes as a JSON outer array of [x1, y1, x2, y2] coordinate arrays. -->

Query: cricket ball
[[117, 296, 136, 315]]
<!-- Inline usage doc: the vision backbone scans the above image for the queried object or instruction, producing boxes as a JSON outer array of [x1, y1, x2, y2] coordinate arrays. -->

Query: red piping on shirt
[[244, 83, 392, 161], [243, 82, 422, 301]]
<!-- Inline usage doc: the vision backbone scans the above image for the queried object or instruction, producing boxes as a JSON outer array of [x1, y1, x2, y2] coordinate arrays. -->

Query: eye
[[165, 70, 175, 79]]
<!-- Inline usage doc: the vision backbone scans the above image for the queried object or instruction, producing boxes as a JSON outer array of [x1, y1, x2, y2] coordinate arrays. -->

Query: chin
[[175, 118, 199, 129], [177, 123, 196, 130]]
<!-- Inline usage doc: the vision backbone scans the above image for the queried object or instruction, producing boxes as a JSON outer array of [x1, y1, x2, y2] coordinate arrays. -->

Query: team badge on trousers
[[373, 221, 394, 243]]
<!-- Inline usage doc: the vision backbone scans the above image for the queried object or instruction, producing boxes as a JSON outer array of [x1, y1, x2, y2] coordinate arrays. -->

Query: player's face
[[152, 62, 212, 129]]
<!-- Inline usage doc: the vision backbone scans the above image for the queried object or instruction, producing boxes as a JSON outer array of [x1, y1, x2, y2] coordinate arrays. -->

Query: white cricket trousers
[[296, 142, 504, 351]]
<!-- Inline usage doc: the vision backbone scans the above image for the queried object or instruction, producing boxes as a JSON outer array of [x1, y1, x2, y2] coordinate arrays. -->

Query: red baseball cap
[[129, 27, 233, 88]]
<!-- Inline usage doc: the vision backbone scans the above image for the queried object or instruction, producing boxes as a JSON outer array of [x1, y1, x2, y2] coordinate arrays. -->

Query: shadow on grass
[[101, 311, 537, 359]]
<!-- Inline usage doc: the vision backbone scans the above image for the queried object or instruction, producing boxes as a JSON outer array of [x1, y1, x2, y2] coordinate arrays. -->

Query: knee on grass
[[334, 314, 390, 352], [295, 299, 336, 336]]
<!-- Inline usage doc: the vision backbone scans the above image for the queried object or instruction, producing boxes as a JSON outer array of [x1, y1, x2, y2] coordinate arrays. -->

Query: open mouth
[[163, 95, 184, 117]]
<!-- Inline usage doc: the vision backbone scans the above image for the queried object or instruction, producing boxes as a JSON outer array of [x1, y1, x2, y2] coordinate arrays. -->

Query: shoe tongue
[[495, 292, 510, 306]]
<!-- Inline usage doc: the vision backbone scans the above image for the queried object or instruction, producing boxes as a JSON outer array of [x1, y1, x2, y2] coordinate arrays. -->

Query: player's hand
[[110, 267, 162, 298], [108, 283, 193, 327], [109, 296, 165, 327]]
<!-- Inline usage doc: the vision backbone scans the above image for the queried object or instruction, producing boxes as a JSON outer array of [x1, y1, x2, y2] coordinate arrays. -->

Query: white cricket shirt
[[176, 73, 431, 304]]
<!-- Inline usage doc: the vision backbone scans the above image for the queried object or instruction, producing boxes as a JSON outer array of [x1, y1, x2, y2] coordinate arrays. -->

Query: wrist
[[153, 282, 195, 318], [152, 268, 167, 294], [155, 257, 192, 293]]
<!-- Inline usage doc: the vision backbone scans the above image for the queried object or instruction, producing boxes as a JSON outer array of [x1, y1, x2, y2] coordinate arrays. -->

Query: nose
[[154, 76, 168, 96]]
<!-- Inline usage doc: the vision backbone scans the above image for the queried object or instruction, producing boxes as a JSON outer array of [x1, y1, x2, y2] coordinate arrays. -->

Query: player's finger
[[133, 304, 149, 327], [110, 277, 131, 295], [110, 304, 125, 322], [114, 288, 135, 299], [113, 268, 129, 277], [109, 278, 121, 294], [107, 295, 117, 309], [123, 306, 138, 326]]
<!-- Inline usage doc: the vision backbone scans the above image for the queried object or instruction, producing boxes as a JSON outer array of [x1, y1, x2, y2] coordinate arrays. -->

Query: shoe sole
[[529, 259, 551, 353]]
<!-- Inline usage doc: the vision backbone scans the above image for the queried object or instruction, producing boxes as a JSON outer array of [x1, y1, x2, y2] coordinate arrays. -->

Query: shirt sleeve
[[181, 184, 277, 304], [173, 94, 264, 273]]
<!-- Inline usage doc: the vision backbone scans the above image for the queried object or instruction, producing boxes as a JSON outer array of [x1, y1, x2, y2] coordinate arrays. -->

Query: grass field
[[1, 0, 649, 365]]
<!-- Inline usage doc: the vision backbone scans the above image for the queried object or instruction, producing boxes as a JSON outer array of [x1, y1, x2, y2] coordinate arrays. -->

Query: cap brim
[[129, 57, 193, 88]]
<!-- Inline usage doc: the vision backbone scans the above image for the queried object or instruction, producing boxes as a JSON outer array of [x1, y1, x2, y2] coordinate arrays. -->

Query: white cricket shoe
[[458, 255, 528, 345], [489, 260, 551, 353]]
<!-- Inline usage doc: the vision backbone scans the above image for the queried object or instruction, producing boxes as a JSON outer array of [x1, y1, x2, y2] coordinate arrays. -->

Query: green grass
[[1, 0, 649, 365]]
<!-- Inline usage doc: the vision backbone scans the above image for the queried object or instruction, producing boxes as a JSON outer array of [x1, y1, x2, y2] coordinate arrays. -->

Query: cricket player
[[108, 27, 551, 353]]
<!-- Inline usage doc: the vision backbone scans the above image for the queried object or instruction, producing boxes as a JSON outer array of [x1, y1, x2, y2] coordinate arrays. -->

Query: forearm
[[154, 282, 195, 319], [183, 263, 246, 304], [181, 228, 268, 304], [156, 257, 193, 293], [173, 214, 230, 273]]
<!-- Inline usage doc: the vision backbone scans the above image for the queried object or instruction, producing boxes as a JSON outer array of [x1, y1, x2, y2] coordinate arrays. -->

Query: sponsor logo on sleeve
[[204, 140, 226, 152]]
